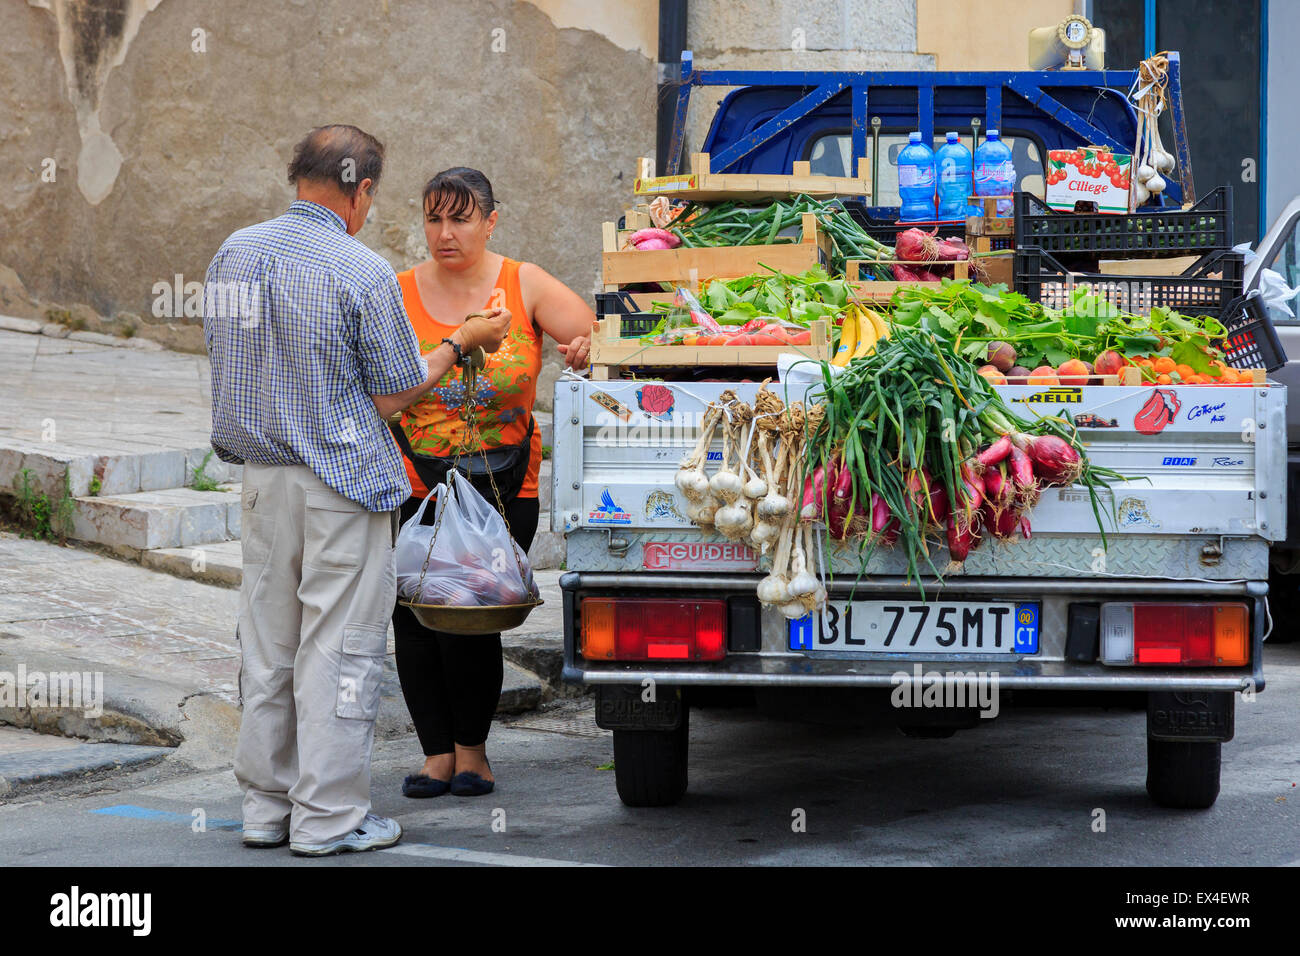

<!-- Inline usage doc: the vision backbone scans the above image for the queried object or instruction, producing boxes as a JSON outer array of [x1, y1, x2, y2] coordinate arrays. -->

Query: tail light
[[580, 598, 726, 662], [1100, 602, 1249, 666]]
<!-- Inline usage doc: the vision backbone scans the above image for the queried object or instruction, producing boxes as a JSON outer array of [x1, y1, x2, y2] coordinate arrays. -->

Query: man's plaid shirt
[[204, 200, 427, 512]]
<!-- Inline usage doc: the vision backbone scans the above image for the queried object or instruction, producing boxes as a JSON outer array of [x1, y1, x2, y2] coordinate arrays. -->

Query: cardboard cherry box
[[1045, 146, 1132, 214]]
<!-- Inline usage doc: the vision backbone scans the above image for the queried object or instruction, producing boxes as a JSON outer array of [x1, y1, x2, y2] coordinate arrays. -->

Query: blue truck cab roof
[[667, 52, 1192, 215]]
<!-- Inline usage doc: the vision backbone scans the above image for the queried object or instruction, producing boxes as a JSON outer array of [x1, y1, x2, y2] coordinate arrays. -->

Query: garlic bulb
[[675, 466, 710, 500], [786, 544, 818, 599], [1146, 173, 1166, 194], [749, 519, 780, 552], [779, 600, 809, 620], [757, 572, 790, 605], [743, 473, 767, 500], [1136, 163, 1155, 182], [1154, 147, 1175, 174], [714, 501, 754, 540]]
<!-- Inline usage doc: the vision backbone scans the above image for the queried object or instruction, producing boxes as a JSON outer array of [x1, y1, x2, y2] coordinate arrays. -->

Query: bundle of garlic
[[748, 382, 791, 554], [1129, 53, 1176, 208], [712, 399, 755, 541], [756, 398, 828, 619], [674, 388, 737, 526]]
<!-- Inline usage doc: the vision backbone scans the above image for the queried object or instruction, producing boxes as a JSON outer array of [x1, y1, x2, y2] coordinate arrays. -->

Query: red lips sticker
[[1134, 388, 1181, 435]]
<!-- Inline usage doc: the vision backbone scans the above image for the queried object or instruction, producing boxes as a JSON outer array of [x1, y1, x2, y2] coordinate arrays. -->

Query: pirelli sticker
[[1012, 387, 1082, 405]]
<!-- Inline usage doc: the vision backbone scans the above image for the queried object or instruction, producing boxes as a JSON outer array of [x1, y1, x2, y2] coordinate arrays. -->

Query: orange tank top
[[396, 258, 543, 499]]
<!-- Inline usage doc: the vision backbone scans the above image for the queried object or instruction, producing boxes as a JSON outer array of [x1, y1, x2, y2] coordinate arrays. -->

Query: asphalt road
[[2, 643, 1299, 868]]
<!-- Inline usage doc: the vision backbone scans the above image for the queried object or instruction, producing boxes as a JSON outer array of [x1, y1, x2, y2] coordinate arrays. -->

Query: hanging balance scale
[[398, 338, 544, 635]]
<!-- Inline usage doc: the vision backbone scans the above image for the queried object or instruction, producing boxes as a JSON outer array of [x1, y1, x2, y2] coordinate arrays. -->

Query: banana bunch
[[830, 304, 890, 367]]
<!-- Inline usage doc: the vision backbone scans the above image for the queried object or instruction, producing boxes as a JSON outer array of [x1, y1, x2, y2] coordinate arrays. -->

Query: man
[[204, 124, 510, 857]]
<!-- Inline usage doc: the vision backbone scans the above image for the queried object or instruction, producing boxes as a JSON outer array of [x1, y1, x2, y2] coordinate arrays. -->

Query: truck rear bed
[[553, 378, 1284, 692]]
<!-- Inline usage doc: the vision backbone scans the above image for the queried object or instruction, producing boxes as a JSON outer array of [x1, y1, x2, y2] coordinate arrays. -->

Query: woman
[[392, 167, 595, 797]]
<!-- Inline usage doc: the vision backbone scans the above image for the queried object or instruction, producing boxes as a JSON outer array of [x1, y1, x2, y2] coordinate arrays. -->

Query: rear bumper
[[560, 571, 1267, 693]]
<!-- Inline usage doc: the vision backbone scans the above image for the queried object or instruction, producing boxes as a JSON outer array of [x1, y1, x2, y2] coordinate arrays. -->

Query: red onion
[[891, 263, 925, 282], [984, 501, 1019, 539], [871, 493, 899, 546], [1007, 445, 1035, 491], [894, 228, 933, 262], [946, 513, 980, 561], [1026, 435, 1084, 487], [977, 435, 1012, 467], [928, 482, 951, 526], [800, 464, 826, 519], [933, 237, 970, 261]]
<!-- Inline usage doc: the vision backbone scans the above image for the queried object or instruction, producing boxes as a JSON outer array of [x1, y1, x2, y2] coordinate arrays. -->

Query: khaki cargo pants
[[233, 463, 398, 845]]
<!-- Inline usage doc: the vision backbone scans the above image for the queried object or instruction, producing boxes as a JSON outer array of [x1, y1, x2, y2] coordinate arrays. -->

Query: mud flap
[[1147, 690, 1234, 742]]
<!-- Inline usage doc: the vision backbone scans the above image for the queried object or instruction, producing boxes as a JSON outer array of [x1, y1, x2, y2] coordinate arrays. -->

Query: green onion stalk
[[799, 324, 1129, 594]]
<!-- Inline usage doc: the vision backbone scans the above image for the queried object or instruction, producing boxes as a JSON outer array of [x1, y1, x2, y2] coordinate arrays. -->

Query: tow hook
[[1200, 538, 1224, 567]]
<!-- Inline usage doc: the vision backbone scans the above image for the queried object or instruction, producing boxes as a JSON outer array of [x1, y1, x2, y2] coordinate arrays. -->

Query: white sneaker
[[289, 813, 403, 857], [242, 821, 290, 848]]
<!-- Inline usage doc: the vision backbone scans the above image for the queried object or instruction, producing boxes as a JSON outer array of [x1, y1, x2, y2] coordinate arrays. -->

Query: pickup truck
[[554, 53, 1287, 811]]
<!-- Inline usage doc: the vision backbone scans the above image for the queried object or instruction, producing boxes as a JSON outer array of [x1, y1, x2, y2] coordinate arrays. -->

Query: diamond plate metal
[[564, 529, 1268, 581]]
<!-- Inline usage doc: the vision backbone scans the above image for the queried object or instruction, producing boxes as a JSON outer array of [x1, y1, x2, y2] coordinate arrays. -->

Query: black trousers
[[392, 494, 540, 756]]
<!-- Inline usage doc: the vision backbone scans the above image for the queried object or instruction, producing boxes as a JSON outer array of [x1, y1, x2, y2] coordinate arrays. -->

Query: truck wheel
[[612, 712, 689, 807], [1146, 738, 1221, 809]]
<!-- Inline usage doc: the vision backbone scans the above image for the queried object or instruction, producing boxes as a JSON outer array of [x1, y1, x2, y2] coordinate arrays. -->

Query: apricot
[[1028, 365, 1059, 386], [1057, 358, 1090, 386]]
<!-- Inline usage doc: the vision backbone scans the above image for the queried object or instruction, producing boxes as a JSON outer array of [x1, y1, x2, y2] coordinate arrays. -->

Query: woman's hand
[[557, 334, 591, 370]]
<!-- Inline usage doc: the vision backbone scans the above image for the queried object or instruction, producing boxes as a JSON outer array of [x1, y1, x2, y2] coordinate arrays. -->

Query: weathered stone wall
[[1, 0, 658, 407]]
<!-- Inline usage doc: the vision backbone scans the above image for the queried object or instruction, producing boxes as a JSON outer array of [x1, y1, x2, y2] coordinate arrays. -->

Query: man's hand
[[455, 308, 512, 354], [557, 334, 591, 370]]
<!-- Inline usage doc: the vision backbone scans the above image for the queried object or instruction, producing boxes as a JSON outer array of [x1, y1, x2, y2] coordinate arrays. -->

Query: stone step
[[72, 486, 242, 554], [141, 539, 243, 587], [0, 437, 240, 500]]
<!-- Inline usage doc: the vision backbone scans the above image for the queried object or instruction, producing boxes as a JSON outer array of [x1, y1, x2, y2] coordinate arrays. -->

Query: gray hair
[[287, 125, 385, 197]]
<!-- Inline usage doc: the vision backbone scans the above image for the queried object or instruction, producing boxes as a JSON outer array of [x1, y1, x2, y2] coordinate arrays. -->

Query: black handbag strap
[[389, 413, 534, 493]]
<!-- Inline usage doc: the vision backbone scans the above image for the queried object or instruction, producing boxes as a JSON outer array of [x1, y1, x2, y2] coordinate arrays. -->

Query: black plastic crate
[[1015, 248, 1244, 316], [1218, 291, 1287, 371], [594, 291, 660, 337], [1014, 187, 1233, 258], [839, 200, 966, 244]]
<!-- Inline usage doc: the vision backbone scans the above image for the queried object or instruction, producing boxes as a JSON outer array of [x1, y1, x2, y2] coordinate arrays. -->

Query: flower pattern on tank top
[[404, 303, 536, 455]]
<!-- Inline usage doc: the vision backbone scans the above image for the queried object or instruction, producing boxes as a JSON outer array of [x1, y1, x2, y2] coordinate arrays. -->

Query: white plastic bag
[[396, 471, 539, 608], [1234, 241, 1299, 318]]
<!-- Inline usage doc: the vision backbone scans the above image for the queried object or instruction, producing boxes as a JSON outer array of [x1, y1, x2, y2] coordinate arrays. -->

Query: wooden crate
[[1119, 366, 1266, 386], [632, 153, 872, 203], [589, 317, 831, 381], [844, 259, 969, 301], [602, 211, 830, 290], [964, 196, 1014, 239]]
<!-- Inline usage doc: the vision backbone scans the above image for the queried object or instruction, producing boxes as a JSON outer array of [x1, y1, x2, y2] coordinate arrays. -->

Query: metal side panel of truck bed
[[551, 377, 1285, 693]]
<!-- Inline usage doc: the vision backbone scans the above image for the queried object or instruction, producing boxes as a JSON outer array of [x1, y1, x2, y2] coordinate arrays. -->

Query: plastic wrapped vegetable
[[396, 471, 539, 608]]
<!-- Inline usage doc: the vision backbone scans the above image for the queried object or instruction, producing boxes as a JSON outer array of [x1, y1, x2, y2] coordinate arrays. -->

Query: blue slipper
[[402, 773, 451, 798], [450, 771, 495, 796]]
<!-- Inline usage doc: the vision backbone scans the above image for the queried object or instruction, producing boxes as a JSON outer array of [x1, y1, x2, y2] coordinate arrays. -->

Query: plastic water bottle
[[935, 132, 973, 219], [974, 129, 1016, 217], [897, 132, 936, 222]]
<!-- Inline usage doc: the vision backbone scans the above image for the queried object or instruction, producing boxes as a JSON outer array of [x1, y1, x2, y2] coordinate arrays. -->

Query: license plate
[[788, 601, 1039, 655]]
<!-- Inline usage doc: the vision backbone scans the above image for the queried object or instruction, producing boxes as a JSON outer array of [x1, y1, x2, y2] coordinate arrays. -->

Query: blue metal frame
[[664, 52, 1183, 178], [1260, 0, 1269, 240]]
